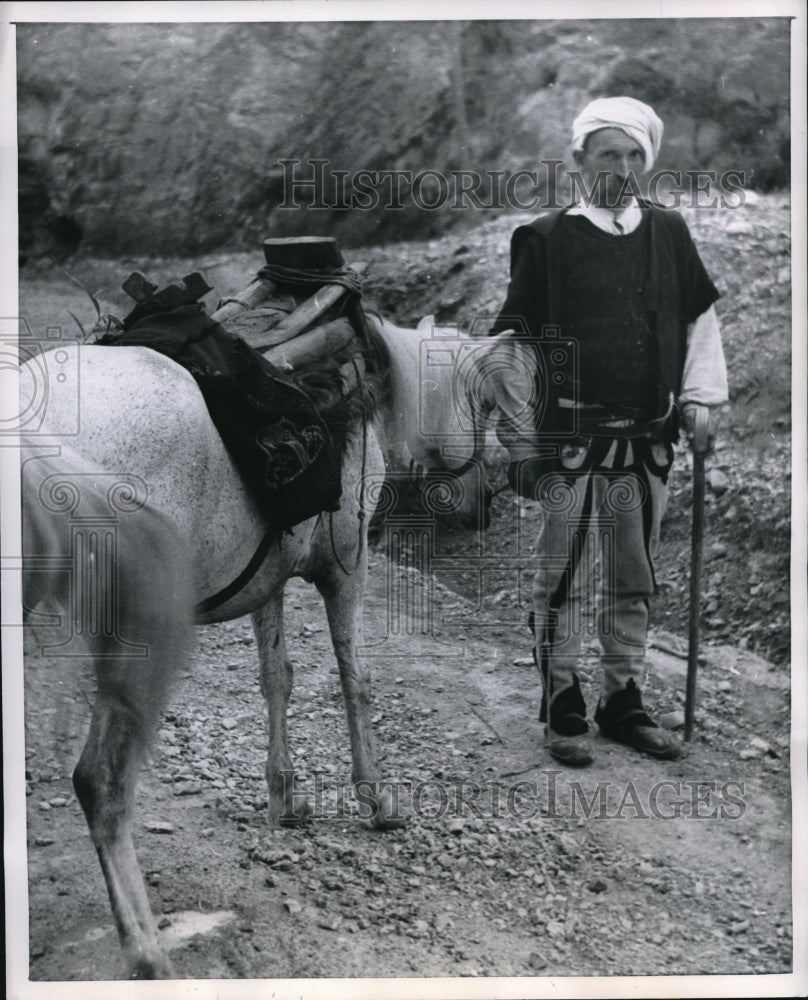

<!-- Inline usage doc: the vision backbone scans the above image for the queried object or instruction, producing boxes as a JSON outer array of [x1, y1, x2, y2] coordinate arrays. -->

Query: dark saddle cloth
[[97, 303, 344, 531]]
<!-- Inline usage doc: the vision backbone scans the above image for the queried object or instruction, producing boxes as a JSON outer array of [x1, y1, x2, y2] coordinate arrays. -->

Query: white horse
[[19, 312, 491, 979]]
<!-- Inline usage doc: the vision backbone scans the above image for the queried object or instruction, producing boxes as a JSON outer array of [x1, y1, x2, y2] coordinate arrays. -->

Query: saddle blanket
[[97, 303, 344, 530]]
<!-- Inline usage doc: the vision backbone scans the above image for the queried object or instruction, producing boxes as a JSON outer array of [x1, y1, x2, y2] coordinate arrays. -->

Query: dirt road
[[23, 496, 792, 983]]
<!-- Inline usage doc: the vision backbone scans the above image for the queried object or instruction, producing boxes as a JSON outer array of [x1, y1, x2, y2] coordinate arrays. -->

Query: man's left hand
[[681, 403, 718, 454]]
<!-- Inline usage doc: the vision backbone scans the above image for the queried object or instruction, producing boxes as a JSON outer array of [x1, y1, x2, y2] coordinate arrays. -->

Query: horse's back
[[23, 343, 206, 444], [21, 343, 266, 594]]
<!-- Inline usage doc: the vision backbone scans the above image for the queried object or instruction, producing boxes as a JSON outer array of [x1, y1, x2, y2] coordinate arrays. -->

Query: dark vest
[[558, 213, 656, 409]]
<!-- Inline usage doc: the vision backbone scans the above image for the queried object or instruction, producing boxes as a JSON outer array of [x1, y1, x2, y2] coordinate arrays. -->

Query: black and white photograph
[[2, 2, 806, 997]]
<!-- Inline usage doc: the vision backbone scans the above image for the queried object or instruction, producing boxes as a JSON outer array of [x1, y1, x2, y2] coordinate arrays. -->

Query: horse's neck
[[371, 320, 418, 468], [374, 318, 466, 472]]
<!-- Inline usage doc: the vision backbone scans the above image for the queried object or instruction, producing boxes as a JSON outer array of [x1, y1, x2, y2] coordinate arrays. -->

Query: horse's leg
[[252, 594, 312, 827], [72, 656, 174, 979], [314, 551, 407, 830], [31, 479, 195, 979]]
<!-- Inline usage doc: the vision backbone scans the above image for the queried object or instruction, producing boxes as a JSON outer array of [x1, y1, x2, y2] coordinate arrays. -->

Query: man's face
[[573, 127, 645, 210]]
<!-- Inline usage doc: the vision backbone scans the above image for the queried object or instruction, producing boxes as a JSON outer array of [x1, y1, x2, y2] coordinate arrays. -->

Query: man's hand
[[681, 403, 717, 455]]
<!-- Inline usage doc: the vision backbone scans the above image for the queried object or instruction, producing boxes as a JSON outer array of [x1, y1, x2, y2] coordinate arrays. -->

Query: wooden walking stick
[[685, 405, 712, 741]]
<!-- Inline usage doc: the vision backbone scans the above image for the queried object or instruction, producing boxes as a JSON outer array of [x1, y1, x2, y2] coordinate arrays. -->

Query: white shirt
[[567, 199, 729, 406], [566, 199, 643, 235]]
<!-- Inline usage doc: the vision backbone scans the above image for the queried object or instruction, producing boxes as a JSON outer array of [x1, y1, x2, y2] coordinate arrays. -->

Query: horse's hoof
[[372, 811, 408, 831], [276, 796, 314, 827], [370, 785, 409, 830], [127, 947, 174, 980]]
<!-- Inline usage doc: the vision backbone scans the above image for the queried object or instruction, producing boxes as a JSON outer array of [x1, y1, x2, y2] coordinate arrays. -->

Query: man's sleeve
[[679, 304, 729, 406], [489, 227, 548, 337]]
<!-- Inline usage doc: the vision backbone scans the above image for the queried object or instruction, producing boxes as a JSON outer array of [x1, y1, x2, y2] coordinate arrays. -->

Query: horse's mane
[[289, 361, 376, 463]]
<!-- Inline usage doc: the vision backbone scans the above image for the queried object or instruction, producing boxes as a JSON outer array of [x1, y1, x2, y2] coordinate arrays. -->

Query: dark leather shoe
[[544, 674, 594, 767], [595, 679, 682, 760], [545, 728, 594, 766]]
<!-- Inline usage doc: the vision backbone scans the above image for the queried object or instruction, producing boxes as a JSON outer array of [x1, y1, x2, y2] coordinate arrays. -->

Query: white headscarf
[[572, 97, 664, 173]]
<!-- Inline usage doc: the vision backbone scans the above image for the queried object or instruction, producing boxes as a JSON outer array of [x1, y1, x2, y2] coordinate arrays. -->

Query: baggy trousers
[[531, 436, 673, 716]]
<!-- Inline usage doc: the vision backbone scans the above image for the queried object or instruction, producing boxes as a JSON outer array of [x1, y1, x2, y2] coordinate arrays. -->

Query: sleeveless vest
[[558, 213, 656, 409]]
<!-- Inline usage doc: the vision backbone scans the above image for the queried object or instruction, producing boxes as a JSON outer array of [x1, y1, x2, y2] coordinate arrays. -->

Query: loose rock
[[144, 821, 175, 834]]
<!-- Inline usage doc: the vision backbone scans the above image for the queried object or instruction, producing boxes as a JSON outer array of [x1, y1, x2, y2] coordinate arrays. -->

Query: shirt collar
[[567, 198, 642, 235]]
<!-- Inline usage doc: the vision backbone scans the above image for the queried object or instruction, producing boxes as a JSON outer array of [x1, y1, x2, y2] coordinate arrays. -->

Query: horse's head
[[411, 322, 504, 531], [455, 331, 551, 506], [372, 318, 551, 530], [408, 323, 556, 529]]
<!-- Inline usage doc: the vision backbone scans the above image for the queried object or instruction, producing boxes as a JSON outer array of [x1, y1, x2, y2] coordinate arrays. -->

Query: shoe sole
[[598, 730, 683, 760], [546, 744, 594, 767]]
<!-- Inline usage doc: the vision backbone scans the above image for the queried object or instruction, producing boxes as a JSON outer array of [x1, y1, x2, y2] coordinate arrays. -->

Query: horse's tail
[[21, 444, 194, 739]]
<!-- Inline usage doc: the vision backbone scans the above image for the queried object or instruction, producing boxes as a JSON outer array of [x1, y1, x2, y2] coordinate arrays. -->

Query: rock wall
[[16, 18, 791, 259]]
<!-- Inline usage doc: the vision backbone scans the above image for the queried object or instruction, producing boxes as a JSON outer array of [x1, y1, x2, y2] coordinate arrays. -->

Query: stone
[[660, 710, 685, 731], [173, 781, 203, 796], [728, 919, 750, 935], [707, 469, 730, 495], [144, 821, 175, 834]]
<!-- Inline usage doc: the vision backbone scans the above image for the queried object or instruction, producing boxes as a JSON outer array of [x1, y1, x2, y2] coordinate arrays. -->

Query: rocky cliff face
[[17, 18, 791, 259]]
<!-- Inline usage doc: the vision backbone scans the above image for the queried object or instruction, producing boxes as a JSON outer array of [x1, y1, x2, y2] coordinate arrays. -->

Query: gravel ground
[[23, 527, 793, 984]]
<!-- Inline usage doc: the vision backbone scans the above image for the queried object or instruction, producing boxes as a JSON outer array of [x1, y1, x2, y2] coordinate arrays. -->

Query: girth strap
[[195, 522, 279, 616]]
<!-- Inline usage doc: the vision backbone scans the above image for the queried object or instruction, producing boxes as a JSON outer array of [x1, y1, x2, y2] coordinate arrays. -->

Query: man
[[489, 96, 728, 765]]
